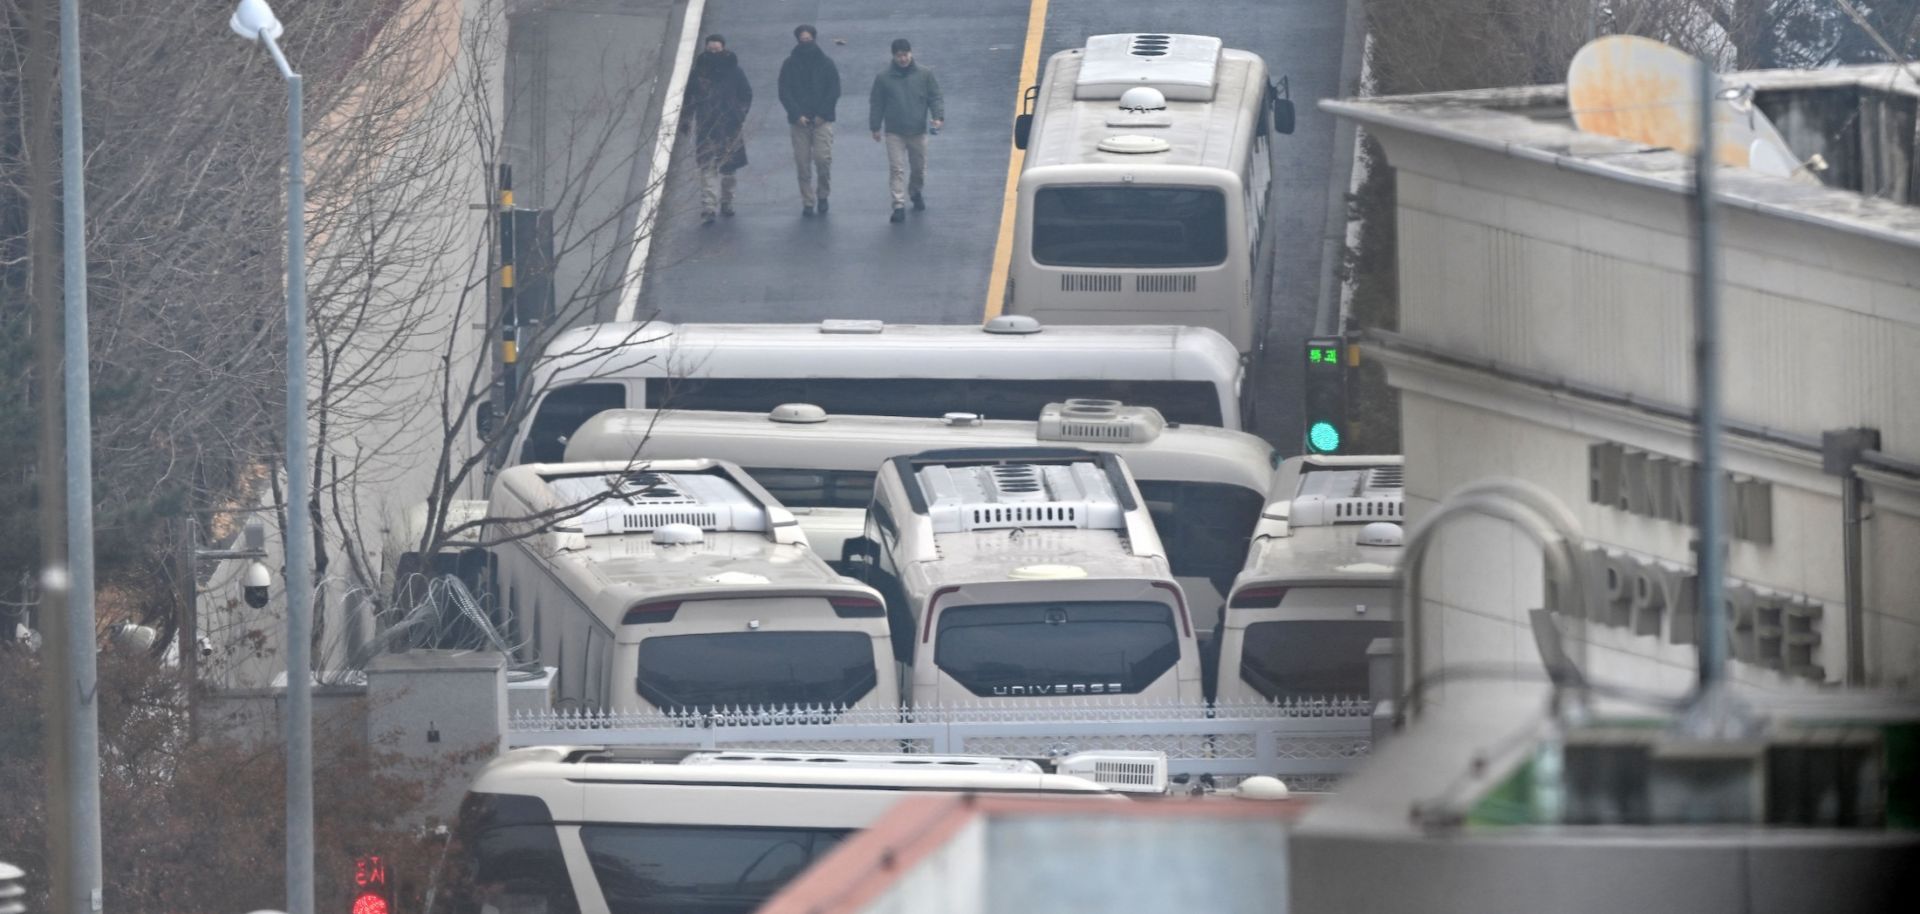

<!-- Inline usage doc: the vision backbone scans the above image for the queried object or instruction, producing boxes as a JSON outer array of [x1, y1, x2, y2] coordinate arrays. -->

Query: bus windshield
[[1239, 618, 1397, 700], [635, 631, 877, 711], [581, 823, 850, 914], [935, 600, 1180, 697], [1031, 186, 1228, 268]]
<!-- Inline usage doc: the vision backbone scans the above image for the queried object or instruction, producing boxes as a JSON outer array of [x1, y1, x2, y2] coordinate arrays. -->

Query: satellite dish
[[1566, 35, 1817, 185], [1748, 138, 1798, 178]]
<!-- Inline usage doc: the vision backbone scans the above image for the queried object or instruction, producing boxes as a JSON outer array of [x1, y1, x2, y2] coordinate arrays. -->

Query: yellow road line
[[983, 0, 1050, 321]]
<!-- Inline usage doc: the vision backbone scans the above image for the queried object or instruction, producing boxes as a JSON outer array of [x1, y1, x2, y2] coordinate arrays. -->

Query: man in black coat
[[681, 34, 752, 223], [777, 24, 841, 217]]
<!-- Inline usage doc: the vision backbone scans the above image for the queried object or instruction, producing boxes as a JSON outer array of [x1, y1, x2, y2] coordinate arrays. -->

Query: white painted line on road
[[615, 0, 707, 323]]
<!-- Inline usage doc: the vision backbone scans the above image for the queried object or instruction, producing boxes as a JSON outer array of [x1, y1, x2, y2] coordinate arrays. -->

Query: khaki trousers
[[883, 132, 928, 208], [698, 162, 736, 215], [789, 121, 834, 207]]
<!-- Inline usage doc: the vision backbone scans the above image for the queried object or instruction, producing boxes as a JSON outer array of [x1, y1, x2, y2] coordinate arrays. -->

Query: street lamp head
[[229, 0, 284, 42]]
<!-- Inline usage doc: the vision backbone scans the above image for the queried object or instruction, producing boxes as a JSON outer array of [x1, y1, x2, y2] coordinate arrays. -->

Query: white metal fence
[[507, 697, 1375, 787]]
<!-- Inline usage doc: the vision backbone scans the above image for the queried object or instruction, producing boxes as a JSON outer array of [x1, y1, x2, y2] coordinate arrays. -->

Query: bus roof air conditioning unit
[[918, 461, 1126, 533], [1056, 751, 1170, 794], [1290, 465, 1406, 527], [1075, 33, 1223, 102], [1037, 399, 1166, 444], [551, 470, 770, 536]]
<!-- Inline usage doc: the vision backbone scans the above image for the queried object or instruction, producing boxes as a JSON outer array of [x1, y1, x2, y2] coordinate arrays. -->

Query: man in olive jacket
[[868, 38, 943, 223], [779, 24, 841, 217]]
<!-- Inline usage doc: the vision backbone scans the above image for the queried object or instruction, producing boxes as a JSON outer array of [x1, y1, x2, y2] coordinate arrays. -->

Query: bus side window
[[459, 793, 581, 914], [521, 383, 625, 464]]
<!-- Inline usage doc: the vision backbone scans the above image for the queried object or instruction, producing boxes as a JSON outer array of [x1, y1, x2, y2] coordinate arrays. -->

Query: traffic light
[[352, 854, 392, 914], [1302, 337, 1348, 454]]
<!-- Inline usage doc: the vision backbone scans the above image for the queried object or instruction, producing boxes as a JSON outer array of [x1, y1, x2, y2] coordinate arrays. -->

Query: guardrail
[[508, 697, 1375, 787]]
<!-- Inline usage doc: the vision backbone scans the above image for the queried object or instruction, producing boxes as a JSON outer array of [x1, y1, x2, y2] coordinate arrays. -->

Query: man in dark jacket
[[681, 34, 752, 223], [777, 24, 840, 217], [868, 38, 943, 223]]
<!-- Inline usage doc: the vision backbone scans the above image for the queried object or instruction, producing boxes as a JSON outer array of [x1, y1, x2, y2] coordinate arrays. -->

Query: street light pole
[[58, 0, 104, 909], [229, 3, 312, 913]]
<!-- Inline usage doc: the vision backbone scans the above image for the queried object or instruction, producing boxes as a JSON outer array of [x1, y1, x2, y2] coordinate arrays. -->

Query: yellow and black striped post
[[498, 164, 519, 406]]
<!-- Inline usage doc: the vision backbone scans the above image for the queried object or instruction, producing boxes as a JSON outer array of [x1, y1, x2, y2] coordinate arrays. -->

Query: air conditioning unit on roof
[[1290, 465, 1405, 527], [1057, 750, 1169, 794], [1037, 399, 1166, 444], [1075, 34, 1223, 102], [918, 461, 1125, 533], [549, 470, 768, 536]]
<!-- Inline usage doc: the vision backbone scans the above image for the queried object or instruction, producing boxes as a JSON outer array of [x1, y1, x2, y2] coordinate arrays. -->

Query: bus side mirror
[[475, 401, 498, 440], [842, 537, 879, 567], [1271, 97, 1295, 136], [1013, 84, 1039, 150]]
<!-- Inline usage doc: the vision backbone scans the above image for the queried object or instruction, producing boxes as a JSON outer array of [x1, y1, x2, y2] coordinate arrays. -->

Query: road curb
[[615, 0, 707, 322], [1312, 0, 1367, 337]]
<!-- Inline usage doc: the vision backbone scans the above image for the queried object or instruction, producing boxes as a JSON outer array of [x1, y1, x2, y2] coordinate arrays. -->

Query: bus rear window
[[1032, 186, 1228, 268], [935, 601, 1180, 697], [1239, 619, 1397, 701], [581, 823, 849, 914], [635, 630, 877, 711]]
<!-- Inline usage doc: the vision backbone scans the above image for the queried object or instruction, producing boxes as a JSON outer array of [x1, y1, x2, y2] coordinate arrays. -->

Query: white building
[[1325, 65, 1920, 694]]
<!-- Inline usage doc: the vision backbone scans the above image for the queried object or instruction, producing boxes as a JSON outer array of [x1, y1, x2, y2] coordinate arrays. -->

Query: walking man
[[869, 38, 943, 224], [778, 24, 840, 217], [681, 34, 753, 223]]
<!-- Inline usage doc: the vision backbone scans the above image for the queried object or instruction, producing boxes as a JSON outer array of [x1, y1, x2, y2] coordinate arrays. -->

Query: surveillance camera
[[197, 636, 214, 659], [243, 561, 272, 609]]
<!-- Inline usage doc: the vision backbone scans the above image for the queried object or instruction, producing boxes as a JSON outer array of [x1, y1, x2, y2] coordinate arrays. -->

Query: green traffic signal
[[1308, 420, 1341, 454]]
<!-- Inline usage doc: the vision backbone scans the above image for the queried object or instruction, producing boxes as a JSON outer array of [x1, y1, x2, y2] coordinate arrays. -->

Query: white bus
[[1006, 34, 1296, 354], [560, 399, 1275, 611], [1214, 455, 1404, 704], [486, 458, 898, 714], [498, 318, 1248, 465], [458, 745, 1157, 914], [854, 447, 1205, 707]]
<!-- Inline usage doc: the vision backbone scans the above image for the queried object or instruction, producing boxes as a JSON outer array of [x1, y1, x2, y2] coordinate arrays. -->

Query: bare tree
[[0, 644, 484, 914], [164, 0, 696, 681]]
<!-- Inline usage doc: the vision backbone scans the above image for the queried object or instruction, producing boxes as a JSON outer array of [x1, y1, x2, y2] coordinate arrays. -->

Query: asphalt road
[[634, 0, 1352, 448], [639, 0, 1034, 324]]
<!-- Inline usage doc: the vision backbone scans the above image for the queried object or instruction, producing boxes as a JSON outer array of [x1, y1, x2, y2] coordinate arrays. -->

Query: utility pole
[[25, 0, 73, 909], [58, 0, 105, 908], [499, 164, 520, 409], [1678, 54, 1751, 741]]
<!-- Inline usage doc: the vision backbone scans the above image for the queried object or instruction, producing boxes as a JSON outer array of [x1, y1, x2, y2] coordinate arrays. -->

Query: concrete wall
[[1388, 133, 1920, 452], [367, 650, 508, 821], [852, 815, 1293, 914], [855, 819, 989, 914], [198, 651, 509, 824], [1364, 121, 1920, 691], [200, 685, 371, 749]]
